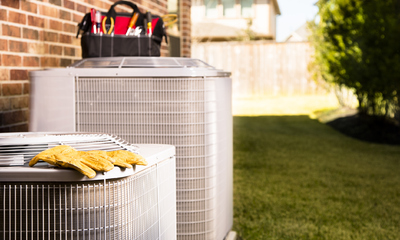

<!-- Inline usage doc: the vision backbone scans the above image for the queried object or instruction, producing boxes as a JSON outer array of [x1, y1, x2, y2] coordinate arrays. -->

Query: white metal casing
[[0, 139, 177, 240], [29, 57, 233, 240]]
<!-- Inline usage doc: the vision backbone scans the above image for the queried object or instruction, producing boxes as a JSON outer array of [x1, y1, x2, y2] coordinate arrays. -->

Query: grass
[[233, 95, 340, 116], [233, 115, 400, 240]]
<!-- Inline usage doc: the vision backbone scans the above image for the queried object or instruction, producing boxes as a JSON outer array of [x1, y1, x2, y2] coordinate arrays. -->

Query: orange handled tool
[[126, 12, 140, 36]]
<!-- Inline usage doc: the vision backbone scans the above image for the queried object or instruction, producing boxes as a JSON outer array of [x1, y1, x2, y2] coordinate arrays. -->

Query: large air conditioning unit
[[29, 57, 233, 240], [0, 133, 176, 240]]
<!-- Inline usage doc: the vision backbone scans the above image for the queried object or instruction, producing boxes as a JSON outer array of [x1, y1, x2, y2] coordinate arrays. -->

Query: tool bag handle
[[106, 1, 142, 19], [103, 1, 144, 31]]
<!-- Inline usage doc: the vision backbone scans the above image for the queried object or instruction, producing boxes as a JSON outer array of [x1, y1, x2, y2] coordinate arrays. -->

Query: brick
[[59, 34, 71, 44], [2, 110, 26, 125], [39, 5, 58, 18], [9, 11, 26, 25], [0, 9, 7, 21], [0, 69, 9, 81], [10, 96, 29, 109], [75, 48, 82, 57], [28, 16, 45, 28], [27, 42, 45, 54], [73, 13, 84, 22], [64, 46, 75, 56], [38, 30, 44, 41], [2, 25, 21, 38], [76, 3, 86, 13], [9, 123, 29, 132], [63, 23, 76, 33], [50, 20, 63, 31], [41, 57, 60, 67], [1, 0, 19, 9], [60, 10, 71, 20], [2, 83, 22, 96], [2, 55, 22, 67], [63, 0, 75, 10], [88, 0, 97, 6], [23, 56, 40, 67], [23, 82, 30, 94], [93, 1, 104, 9], [0, 98, 11, 111], [23, 28, 39, 40], [60, 58, 72, 67], [10, 70, 29, 80], [44, 43, 50, 54], [43, 31, 58, 42], [50, 45, 62, 55], [72, 37, 80, 46], [49, 0, 62, 6], [44, 18, 50, 29], [0, 39, 7, 51], [9, 40, 28, 53], [21, 1, 38, 13]]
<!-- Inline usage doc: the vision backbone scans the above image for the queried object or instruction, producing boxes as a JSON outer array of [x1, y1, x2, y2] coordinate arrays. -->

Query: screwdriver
[[126, 12, 140, 36], [146, 11, 152, 37], [91, 8, 97, 33], [95, 10, 102, 34]]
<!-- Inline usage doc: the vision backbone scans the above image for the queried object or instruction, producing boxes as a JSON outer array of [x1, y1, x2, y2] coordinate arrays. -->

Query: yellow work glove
[[86, 150, 131, 168], [29, 145, 76, 167], [106, 150, 147, 168], [29, 145, 115, 178]]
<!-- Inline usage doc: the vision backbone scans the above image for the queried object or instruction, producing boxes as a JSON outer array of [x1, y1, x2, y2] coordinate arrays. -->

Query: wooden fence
[[192, 41, 327, 99]]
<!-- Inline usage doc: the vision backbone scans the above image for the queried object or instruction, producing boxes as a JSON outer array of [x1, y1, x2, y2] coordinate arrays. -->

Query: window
[[205, 0, 218, 17], [241, 0, 253, 17], [222, 0, 235, 17]]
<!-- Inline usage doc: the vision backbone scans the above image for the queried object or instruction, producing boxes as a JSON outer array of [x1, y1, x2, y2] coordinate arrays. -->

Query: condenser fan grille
[[0, 133, 138, 165], [75, 77, 233, 240]]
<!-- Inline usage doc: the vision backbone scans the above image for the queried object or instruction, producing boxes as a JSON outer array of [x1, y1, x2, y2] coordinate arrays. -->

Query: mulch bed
[[326, 113, 400, 145]]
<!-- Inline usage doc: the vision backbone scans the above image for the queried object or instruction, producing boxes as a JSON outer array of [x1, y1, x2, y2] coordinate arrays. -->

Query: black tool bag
[[76, 1, 167, 58]]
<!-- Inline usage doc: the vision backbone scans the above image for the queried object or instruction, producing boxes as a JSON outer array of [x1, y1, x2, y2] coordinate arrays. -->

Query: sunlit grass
[[233, 115, 400, 239], [233, 94, 340, 116]]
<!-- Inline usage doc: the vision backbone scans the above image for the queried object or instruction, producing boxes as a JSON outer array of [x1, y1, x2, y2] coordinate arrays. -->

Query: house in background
[[191, 0, 281, 42], [285, 22, 311, 42]]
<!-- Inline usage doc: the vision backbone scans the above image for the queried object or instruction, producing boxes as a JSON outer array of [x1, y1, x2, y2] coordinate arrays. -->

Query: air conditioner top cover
[[30, 57, 231, 78]]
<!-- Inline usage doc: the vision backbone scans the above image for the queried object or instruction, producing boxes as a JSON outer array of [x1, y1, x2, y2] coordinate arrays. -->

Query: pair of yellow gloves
[[29, 145, 147, 178]]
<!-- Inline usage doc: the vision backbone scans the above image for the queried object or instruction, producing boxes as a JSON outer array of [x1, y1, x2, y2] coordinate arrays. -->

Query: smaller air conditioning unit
[[0, 132, 176, 240]]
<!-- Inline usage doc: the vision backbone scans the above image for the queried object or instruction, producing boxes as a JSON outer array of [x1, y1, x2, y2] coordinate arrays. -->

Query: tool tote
[[76, 1, 167, 58]]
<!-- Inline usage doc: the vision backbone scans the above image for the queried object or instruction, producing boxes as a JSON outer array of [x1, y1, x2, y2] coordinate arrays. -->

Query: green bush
[[309, 0, 400, 120]]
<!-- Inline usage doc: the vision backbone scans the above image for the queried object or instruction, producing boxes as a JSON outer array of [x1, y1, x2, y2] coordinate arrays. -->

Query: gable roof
[[285, 23, 310, 42], [272, 0, 281, 15]]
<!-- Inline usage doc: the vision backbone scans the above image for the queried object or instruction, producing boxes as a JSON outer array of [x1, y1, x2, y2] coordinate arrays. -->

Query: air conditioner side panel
[[29, 75, 75, 132]]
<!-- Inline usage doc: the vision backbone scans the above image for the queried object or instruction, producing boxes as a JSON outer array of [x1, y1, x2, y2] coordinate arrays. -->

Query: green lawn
[[233, 116, 400, 240]]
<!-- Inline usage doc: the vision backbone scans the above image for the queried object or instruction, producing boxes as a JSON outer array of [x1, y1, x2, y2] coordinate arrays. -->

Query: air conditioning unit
[[29, 57, 233, 240], [0, 132, 176, 240]]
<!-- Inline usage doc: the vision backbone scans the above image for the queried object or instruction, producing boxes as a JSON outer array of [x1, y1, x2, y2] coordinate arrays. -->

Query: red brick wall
[[0, 0, 190, 132], [179, 0, 191, 57]]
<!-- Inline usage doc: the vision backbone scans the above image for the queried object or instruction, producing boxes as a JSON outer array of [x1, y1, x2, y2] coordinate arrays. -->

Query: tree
[[310, 0, 400, 120]]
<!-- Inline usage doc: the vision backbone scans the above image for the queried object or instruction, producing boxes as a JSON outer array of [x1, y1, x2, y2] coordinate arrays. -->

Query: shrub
[[309, 0, 400, 120]]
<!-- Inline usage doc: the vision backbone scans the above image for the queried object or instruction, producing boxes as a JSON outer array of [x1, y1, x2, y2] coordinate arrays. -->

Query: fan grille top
[[0, 132, 139, 166]]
